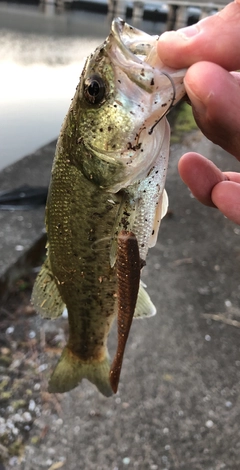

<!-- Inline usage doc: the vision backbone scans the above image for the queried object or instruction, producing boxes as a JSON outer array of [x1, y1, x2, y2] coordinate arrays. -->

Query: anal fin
[[149, 188, 168, 248], [134, 280, 156, 318]]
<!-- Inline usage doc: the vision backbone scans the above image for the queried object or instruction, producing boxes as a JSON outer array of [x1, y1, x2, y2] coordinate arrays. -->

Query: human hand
[[157, 1, 240, 224]]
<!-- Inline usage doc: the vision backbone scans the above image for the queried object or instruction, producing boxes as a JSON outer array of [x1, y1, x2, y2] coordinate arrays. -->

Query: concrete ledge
[[0, 140, 56, 299]]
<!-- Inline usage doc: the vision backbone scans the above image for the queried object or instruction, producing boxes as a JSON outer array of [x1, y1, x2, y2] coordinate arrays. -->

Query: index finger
[[157, 1, 240, 70], [178, 152, 228, 207]]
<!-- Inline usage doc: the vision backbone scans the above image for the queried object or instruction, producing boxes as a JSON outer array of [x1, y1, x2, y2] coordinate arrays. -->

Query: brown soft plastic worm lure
[[110, 231, 141, 393]]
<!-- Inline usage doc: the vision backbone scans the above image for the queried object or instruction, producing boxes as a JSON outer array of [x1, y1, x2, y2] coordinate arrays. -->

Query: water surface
[[0, 3, 164, 171]]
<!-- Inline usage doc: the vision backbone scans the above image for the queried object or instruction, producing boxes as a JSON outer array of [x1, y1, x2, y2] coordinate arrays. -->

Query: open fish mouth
[[108, 17, 186, 107], [110, 17, 158, 63], [107, 17, 164, 95]]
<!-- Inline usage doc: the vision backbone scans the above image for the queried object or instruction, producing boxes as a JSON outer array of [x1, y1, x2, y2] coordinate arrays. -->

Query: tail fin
[[48, 347, 113, 397]]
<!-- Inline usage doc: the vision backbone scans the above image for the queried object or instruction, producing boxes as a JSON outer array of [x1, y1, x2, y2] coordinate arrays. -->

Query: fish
[[32, 18, 186, 397]]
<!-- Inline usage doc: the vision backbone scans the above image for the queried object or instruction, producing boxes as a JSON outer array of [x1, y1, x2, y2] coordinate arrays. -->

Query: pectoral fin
[[110, 231, 140, 393], [133, 280, 156, 318], [31, 255, 65, 318], [149, 188, 168, 248], [110, 190, 136, 268]]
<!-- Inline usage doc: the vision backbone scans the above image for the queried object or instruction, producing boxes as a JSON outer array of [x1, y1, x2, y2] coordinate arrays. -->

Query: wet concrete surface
[[1, 130, 240, 469], [0, 141, 54, 296]]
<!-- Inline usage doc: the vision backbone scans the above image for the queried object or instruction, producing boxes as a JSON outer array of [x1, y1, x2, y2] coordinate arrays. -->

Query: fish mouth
[[108, 17, 186, 107], [110, 17, 157, 64]]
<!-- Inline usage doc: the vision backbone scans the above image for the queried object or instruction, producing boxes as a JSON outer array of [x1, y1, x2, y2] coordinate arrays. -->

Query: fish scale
[[49, 163, 121, 341]]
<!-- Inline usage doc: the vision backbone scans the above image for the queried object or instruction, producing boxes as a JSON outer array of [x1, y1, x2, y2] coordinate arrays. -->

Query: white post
[[132, 1, 144, 25], [175, 5, 188, 29], [115, 0, 126, 18], [108, 0, 116, 20], [43, 0, 55, 16], [165, 4, 179, 31], [200, 7, 210, 19]]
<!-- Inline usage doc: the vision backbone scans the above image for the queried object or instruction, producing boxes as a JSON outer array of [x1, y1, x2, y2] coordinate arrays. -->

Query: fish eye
[[84, 74, 106, 104]]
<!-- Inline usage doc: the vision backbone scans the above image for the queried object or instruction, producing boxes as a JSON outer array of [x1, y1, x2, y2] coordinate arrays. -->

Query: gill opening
[[148, 71, 176, 135]]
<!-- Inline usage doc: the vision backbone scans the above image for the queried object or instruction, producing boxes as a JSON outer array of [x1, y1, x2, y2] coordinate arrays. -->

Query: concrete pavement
[[1, 130, 240, 469]]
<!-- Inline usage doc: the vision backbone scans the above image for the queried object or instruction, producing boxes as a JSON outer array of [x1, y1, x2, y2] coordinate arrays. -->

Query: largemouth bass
[[32, 18, 186, 397]]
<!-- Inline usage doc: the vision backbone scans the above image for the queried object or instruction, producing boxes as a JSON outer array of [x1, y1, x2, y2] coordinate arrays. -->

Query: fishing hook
[[149, 71, 176, 135]]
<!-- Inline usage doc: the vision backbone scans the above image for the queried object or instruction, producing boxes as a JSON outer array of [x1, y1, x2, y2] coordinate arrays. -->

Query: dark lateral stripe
[[110, 230, 140, 393]]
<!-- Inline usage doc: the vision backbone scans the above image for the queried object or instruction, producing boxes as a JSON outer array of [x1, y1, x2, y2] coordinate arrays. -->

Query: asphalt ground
[[0, 129, 240, 470]]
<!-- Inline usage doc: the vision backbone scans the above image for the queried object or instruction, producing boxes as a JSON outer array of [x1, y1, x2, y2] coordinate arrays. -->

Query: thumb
[[157, 1, 240, 70]]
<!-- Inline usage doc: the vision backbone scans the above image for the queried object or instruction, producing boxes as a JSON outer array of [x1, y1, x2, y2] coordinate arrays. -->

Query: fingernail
[[160, 25, 200, 43], [177, 25, 199, 39], [159, 30, 178, 41]]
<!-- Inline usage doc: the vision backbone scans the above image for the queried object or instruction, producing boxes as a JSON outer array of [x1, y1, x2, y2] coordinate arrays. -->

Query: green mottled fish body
[[32, 18, 186, 397]]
